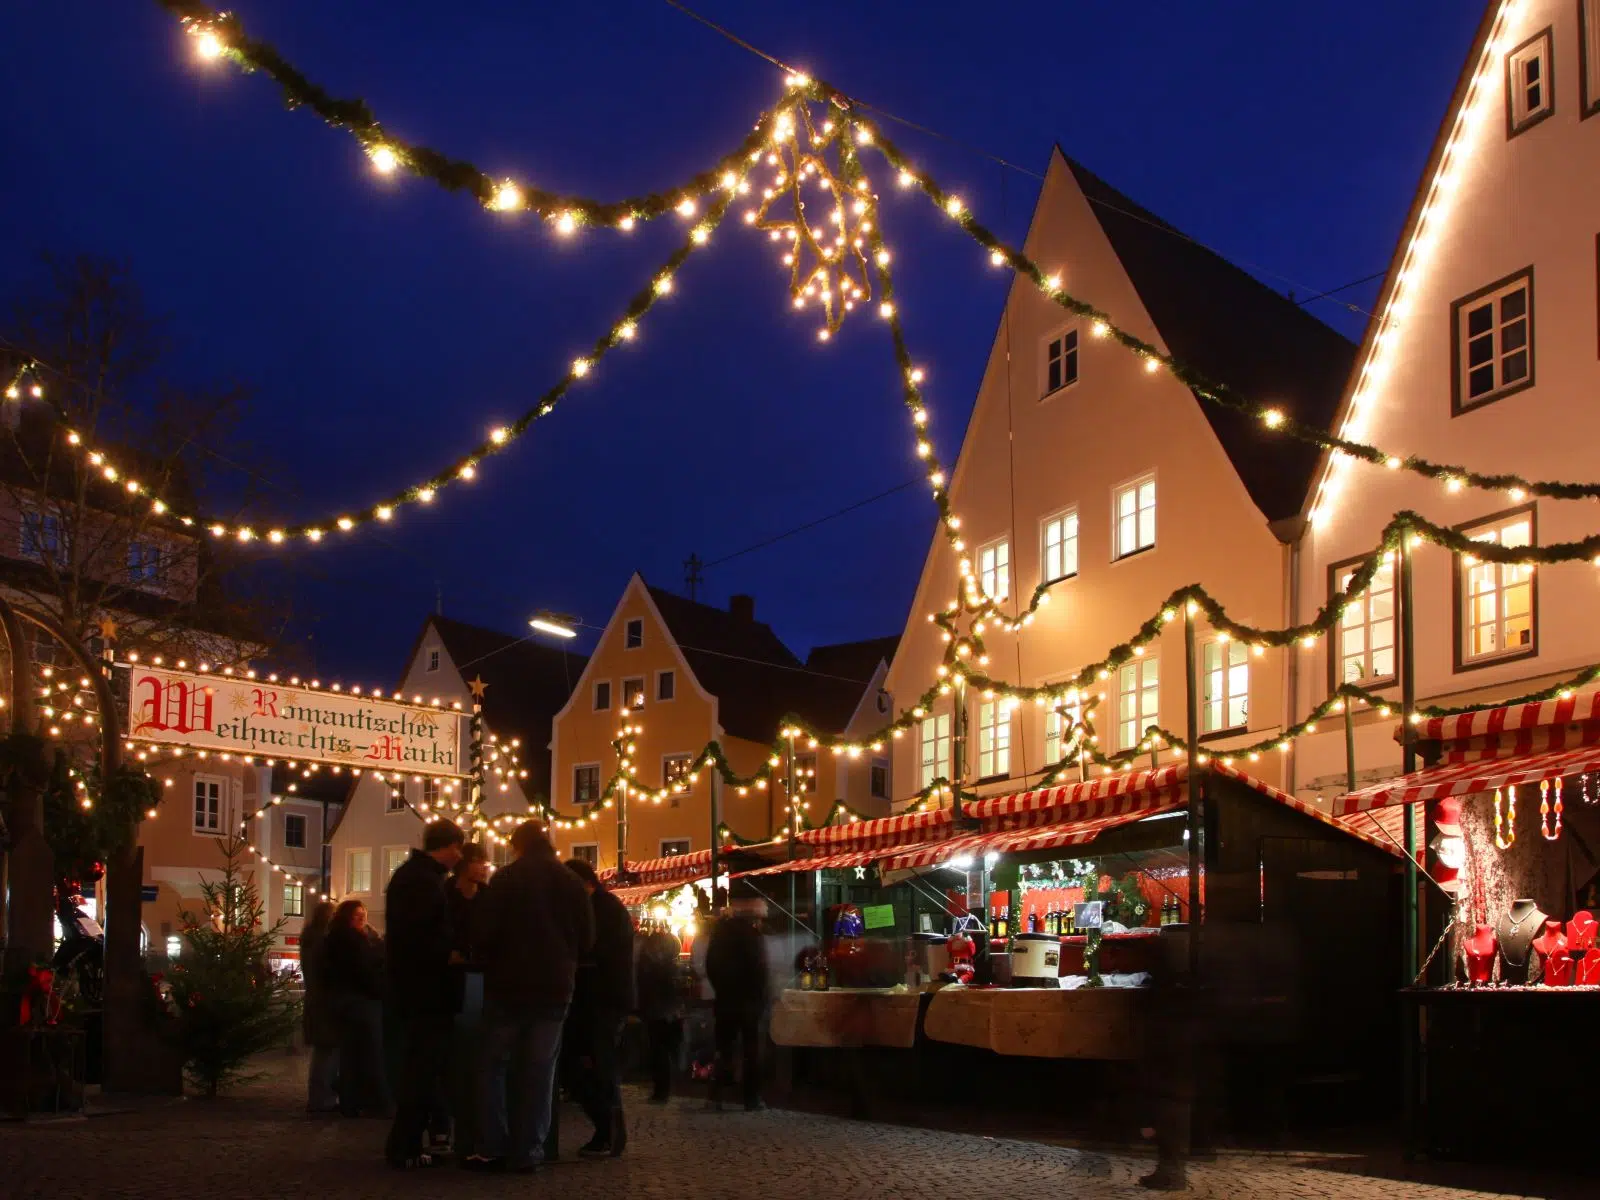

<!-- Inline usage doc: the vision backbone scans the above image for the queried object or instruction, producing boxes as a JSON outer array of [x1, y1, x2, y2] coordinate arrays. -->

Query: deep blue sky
[[0, 1, 1478, 681]]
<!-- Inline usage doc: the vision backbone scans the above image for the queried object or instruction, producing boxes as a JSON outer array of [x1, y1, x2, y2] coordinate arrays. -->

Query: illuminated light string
[[161, 0, 782, 233]]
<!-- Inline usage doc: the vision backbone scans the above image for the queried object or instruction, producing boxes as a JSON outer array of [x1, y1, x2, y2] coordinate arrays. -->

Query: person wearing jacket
[[703, 898, 771, 1111], [636, 924, 686, 1103], [299, 900, 340, 1113], [382, 819, 465, 1171], [563, 857, 635, 1158], [467, 821, 593, 1173], [322, 899, 391, 1118], [441, 841, 492, 1157]]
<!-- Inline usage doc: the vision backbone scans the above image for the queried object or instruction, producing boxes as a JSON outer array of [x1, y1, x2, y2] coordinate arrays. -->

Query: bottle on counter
[[816, 955, 831, 991], [996, 908, 1009, 939], [1029, 908, 1042, 934], [799, 949, 815, 990], [1064, 905, 1076, 936]]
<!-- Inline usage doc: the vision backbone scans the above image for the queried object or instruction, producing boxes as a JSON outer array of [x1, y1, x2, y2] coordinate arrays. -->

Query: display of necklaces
[[1496, 898, 1547, 981]]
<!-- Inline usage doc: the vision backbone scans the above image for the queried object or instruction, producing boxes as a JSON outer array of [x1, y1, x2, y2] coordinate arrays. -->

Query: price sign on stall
[[863, 904, 896, 931]]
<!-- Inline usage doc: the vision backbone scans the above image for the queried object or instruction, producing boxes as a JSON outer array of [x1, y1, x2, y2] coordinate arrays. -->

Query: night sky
[[0, 2, 1477, 682]]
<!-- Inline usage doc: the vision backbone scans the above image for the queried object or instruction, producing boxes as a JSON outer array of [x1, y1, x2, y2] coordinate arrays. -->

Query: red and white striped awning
[[612, 884, 670, 907], [965, 763, 1186, 829], [1335, 742, 1600, 815], [599, 848, 715, 888], [730, 849, 881, 879], [877, 799, 1188, 874], [796, 806, 955, 851], [1416, 690, 1600, 744]]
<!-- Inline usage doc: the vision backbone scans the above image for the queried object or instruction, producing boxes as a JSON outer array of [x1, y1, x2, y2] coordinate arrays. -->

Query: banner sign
[[126, 665, 467, 777]]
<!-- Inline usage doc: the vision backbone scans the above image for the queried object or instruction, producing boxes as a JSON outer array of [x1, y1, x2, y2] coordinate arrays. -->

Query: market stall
[[1335, 691, 1600, 1158]]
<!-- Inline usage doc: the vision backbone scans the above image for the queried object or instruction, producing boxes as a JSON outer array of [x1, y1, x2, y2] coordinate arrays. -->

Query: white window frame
[[383, 845, 411, 884], [345, 848, 372, 895], [420, 777, 441, 809], [426, 648, 440, 672], [1116, 657, 1160, 751], [1112, 474, 1157, 560], [571, 842, 599, 867], [1335, 556, 1397, 687], [283, 878, 304, 918], [625, 618, 644, 649], [1506, 27, 1554, 136], [282, 811, 308, 849], [621, 677, 647, 710], [919, 713, 952, 790], [1454, 270, 1533, 412], [1040, 508, 1079, 585], [1583, 0, 1600, 117], [1043, 691, 1084, 764], [1201, 639, 1249, 735], [573, 762, 602, 806], [385, 781, 408, 813], [656, 669, 676, 702], [977, 538, 1010, 602], [1460, 510, 1537, 666], [593, 680, 612, 711], [192, 774, 228, 837], [1042, 325, 1080, 397], [976, 700, 1011, 780], [663, 753, 694, 802], [659, 838, 692, 858]]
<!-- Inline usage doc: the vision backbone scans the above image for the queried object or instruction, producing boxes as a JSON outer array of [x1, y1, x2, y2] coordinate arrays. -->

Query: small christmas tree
[[165, 837, 299, 1097]]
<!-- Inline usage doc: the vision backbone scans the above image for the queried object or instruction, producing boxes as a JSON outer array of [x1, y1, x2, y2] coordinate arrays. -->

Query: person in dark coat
[[636, 924, 686, 1103], [563, 858, 635, 1157], [467, 822, 594, 1173], [323, 899, 391, 1118], [300, 900, 340, 1113], [382, 819, 465, 1171], [440, 841, 491, 1157], [703, 898, 771, 1111]]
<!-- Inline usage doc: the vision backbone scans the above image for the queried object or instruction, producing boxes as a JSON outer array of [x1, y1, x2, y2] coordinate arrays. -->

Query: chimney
[[728, 594, 755, 623]]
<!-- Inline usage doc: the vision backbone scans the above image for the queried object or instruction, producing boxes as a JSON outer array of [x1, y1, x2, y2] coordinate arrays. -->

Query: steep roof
[[1063, 155, 1358, 524], [644, 585, 868, 743], [804, 635, 900, 682], [426, 614, 588, 800]]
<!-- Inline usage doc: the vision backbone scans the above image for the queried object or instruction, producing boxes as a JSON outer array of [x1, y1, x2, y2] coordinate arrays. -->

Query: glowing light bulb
[[368, 145, 400, 174], [617, 321, 636, 341], [572, 358, 591, 378], [1262, 408, 1284, 429], [490, 427, 509, 445], [193, 29, 225, 60], [491, 181, 524, 212]]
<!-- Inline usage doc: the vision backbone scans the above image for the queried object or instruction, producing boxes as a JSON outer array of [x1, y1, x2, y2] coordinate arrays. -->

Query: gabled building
[[326, 614, 586, 929], [547, 576, 894, 872], [1291, 0, 1600, 799], [884, 150, 1355, 808]]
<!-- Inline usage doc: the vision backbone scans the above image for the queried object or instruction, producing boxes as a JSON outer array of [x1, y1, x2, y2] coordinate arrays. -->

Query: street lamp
[[529, 612, 578, 639]]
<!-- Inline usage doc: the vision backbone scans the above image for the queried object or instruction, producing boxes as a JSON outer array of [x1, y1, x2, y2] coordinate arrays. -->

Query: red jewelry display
[[1532, 919, 1570, 986], [1463, 924, 1497, 984]]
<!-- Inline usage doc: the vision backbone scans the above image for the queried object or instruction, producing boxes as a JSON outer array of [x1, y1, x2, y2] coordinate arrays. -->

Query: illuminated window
[[193, 776, 226, 835], [1460, 510, 1536, 665], [1453, 270, 1532, 412], [283, 879, 304, 918], [1044, 691, 1084, 763], [1202, 640, 1249, 734], [165, 934, 182, 959], [663, 753, 694, 806], [919, 713, 952, 789], [384, 846, 410, 882], [1041, 509, 1078, 584], [978, 538, 1010, 602], [1043, 327, 1080, 395], [976, 701, 1011, 779], [385, 783, 407, 813], [346, 849, 372, 894], [571, 843, 598, 867], [1113, 476, 1156, 559], [1506, 28, 1554, 136], [1116, 658, 1159, 750], [660, 838, 691, 858], [622, 677, 647, 709], [1334, 556, 1397, 687]]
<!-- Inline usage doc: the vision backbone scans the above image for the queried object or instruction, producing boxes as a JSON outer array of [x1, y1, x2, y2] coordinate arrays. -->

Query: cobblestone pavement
[[0, 1055, 1575, 1199]]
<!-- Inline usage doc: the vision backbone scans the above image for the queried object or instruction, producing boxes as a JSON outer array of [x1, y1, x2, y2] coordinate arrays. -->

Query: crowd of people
[[297, 818, 773, 1172]]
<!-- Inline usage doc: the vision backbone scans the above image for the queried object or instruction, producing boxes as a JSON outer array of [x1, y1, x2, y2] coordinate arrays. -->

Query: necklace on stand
[[1505, 904, 1537, 937], [1540, 778, 1564, 841], [1495, 786, 1517, 850]]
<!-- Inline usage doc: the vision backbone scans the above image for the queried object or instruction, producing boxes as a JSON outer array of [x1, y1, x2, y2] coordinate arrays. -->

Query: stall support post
[[951, 676, 969, 820], [1182, 606, 1203, 979], [786, 733, 798, 944], [1399, 535, 1420, 1158], [708, 770, 721, 914], [1343, 703, 1358, 795], [616, 780, 629, 878]]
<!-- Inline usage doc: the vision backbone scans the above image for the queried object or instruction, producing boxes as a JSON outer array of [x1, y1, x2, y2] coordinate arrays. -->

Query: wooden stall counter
[[770, 987, 922, 1050], [923, 985, 1147, 1060]]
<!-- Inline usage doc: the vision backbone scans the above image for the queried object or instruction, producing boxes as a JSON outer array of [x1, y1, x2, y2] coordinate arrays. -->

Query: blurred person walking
[[323, 899, 391, 1119], [299, 899, 340, 1114], [564, 858, 635, 1158], [441, 841, 492, 1158], [704, 898, 771, 1112], [637, 922, 686, 1103]]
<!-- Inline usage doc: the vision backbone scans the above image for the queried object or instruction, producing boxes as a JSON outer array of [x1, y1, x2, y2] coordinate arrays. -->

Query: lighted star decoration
[[744, 101, 878, 338], [468, 676, 488, 701], [97, 617, 119, 643]]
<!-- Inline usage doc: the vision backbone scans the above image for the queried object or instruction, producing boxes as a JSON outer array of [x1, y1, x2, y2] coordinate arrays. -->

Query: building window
[[976, 701, 1011, 780], [978, 538, 1010, 602], [593, 680, 612, 711], [1583, 0, 1600, 117], [1506, 28, 1555, 136], [346, 849, 372, 894], [421, 778, 441, 809], [574, 764, 601, 806], [386, 783, 407, 813], [625, 618, 644, 649], [1044, 692, 1084, 763], [657, 670, 676, 702], [1043, 327, 1080, 395], [283, 879, 304, 918], [1331, 555, 1397, 688], [792, 752, 817, 797], [870, 760, 889, 799], [663, 753, 694, 802], [283, 812, 308, 849], [491, 840, 511, 869], [193, 776, 225, 835], [1041, 510, 1078, 584], [571, 843, 599, 867], [21, 509, 66, 564], [1201, 640, 1249, 735], [1452, 269, 1533, 413], [660, 838, 691, 858], [127, 541, 164, 585], [919, 713, 952, 789], [426, 648, 440, 672], [384, 846, 410, 883], [1117, 658, 1159, 751], [1457, 507, 1537, 669], [622, 677, 647, 709], [1113, 476, 1156, 559]]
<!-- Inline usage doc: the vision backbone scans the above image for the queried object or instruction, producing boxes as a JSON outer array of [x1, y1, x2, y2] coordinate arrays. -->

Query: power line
[[703, 476, 920, 568]]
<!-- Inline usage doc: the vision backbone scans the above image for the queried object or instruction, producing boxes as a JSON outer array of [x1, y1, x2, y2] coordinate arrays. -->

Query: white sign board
[[126, 665, 467, 777]]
